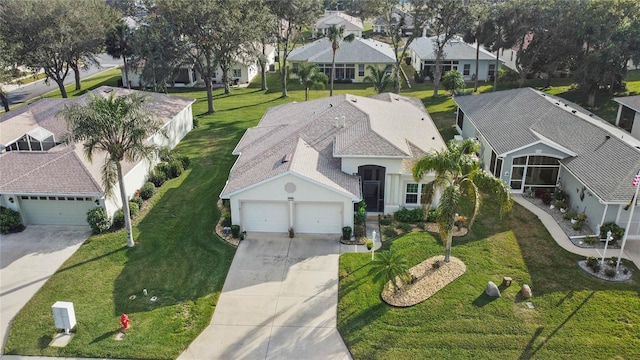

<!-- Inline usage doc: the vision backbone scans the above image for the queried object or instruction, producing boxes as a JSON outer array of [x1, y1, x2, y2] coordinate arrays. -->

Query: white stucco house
[[0, 86, 195, 226], [288, 37, 396, 83], [614, 95, 640, 139], [372, 7, 414, 35], [409, 36, 503, 81], [454, 88, 640, 239], [314, 11, 363, 38], [123, 44, 276, 88], [220, 93, 446, 235]]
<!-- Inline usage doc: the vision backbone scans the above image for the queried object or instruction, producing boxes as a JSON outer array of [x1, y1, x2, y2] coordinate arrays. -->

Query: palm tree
[[462, 1, 491, 92], [105, 21, 133, 89], [363, 65, 393, 94], [327, 25, 355, 96], [370, 250, 411, 292], [296, 62, 328, 101], [59, 92, 164, 247], [412, 139, 513, 262]]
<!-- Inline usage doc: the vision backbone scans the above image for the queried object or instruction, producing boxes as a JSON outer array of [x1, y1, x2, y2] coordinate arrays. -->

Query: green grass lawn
[[5, 68, 640, 358], [338, 199, 640, 359]]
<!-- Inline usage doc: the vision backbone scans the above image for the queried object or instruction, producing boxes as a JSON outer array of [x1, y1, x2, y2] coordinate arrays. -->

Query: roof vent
[[605, 135, 611, 140], [104, 88, 113, 93], [351, 97, 357, 102], [421, 118, 424, 121], [571, 110, 576, 114], [395, 97, 400, 101], [329, 103, 333, 107], [282, 154, 292, 163], [555, 102, 560, 105], [589, 114, 593, 117]]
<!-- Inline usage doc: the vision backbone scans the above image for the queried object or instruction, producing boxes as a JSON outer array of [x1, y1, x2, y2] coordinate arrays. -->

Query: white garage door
[[294, 203, 342, 234], [242, 201, 289, 233], [19, 195, 95, 226]]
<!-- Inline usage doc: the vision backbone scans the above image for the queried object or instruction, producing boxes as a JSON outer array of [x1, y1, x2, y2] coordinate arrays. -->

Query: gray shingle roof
[[220, 93, 445, 199], [288, 38, 395, 64], [454, 88, 640, 203], [614, 95, 640, 113], [409, 36, 498, 61], [315, 12, 363, 31]]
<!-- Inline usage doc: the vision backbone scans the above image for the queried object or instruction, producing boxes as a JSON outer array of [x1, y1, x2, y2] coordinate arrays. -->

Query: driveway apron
[[178, 234, 351, 360]]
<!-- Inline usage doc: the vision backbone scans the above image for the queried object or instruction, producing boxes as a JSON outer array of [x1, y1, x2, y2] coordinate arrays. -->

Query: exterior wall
[[288, 61, 393, 84], [615, 202, 640, 239], [341, 157, 403, 175], [410, 54, 498, 82], [631, 111, 640, 139], [557, 167, 604, 233], [152, 105, 194, 149], [229, 173, 354, 231]]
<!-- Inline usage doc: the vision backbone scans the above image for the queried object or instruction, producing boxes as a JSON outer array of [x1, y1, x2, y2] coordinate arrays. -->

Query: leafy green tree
[[59, 93, 164, 248], [441, 69, 464, 94], [412, 139, 512, 262], [296, 62, 328, 101], [363, 64, 393, 94], [266, 0, 323, 97], [370, 250, 412, 292], [326, 25, 355, 96], [0, 35, 12, 112], [106, 20, 134, 89]]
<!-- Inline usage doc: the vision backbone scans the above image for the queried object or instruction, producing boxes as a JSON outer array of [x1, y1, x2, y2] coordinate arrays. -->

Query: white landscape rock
[[485, 281, 500, 297]]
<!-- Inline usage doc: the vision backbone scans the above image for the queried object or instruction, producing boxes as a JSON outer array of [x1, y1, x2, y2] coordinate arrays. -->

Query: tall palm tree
[[60, 92, 164, 247], [412, 139, 512, 262], [296, 62, 328, 101], [105, 21, 133, 89], [463, 1, 491, 93], [363, 64, 393, 94], [327, 25, 355, 96], [370, 250, 411, 292]]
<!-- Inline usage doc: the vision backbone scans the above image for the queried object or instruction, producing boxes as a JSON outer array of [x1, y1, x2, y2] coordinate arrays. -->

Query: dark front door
[[358, 165, 386, 212]]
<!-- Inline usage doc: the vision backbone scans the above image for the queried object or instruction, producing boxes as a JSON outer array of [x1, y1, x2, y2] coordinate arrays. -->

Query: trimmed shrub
[[586, 256, 599, 269], [140, 182, 155, 200], [396, 222, 412, 233], [231, 225, 241, 238], [584, 235, 597, 245], [128, 201, 139, 217], [604, 268, 616, 278], [159, 147, 175, 163], [599, 222, 624, 242], [148, 170, 167, 187], [155, 162, 171, 178], [180, 156, 191, 170], [112, 210, 125, 229], [221, 212, 232, 227], [394, 207, 425, 223], [342, 226, 352, 240], [86, 207, 110, 234], [383, 226, 397, 239], [168, 160, 184, 178], [130, 196, 143, 210], [379, 215, 392, 226], [0, 206, 24, 234]]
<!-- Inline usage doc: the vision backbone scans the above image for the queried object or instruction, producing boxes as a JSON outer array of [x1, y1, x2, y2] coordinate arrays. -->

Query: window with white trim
[[405, 183, 430, 205], [358, 64, 365, 76], [463, 64, 470, 76], [232, 69, 242, 78]]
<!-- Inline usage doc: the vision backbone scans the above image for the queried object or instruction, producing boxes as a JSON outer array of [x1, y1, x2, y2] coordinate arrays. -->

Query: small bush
[[541, 192, 553, 205], [130, 196, 143, 210], [604, 268, 616, 278], [148, 170, 167, 187], [128, 201, 139, 217], [426, 210, 437, 222], [159, 147, 176, 163], [394, 207, 425, 223], [193, 117, 200, 128], [396, 222, 412, 233], [0, 206, 23, 234], [591, 263, 601, 273], [112, 210, 125, 229], [140, 182, 155, 200], [586, 256, 599, 269], [572, 222, 583, 230], [342, 226, 352, 240], [416, 222, 426, 230], [230, 225, 241, 238], [432, 260, 442, 269], [155, 162, 171, 178], [584, 235, 597, 245], [221, 212, 232, 227], [383, 226, 397, 239], [354, 224, 365, 238], [168, 160, 184, 178], [86, 207, 110, 234], [354, 201, 367, 225], [379, 215, 392, 226], [608, 257, 619, 267], [180, 156, 191, 170], [563, 210, 576, 220], [600, 222, 624, 242]]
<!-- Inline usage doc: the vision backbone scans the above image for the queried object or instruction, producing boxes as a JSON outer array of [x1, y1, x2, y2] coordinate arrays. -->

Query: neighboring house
[[409, 36, 502, 81], [372, 7, 414, 35], [0, 86, 195, 226], [288, 37, 395, 83], [220, 93, 446, 235], [454, 88, 640, 239], [614, 95, 640, 139], [314, 11, 363, 38], [123, 44, 276, 87]]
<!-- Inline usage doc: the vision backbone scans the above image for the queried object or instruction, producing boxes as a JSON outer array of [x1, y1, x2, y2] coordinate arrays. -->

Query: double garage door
[[18, 195, 95, 226], [242, 201, 343, 234]]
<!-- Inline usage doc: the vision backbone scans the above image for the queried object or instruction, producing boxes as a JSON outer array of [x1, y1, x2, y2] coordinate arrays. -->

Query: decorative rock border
[[216, 199, 239, 247], [381, 256, 466, 307]]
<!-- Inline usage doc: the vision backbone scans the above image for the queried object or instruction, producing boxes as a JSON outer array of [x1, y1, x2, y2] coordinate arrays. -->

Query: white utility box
[[52, 301, 76, 334]]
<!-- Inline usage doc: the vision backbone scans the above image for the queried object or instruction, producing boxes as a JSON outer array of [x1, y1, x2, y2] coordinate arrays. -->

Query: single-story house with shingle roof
[[372, 7, 414, 35], [409, 36, 503, 81], [0, 86, 195, 226], [220, 93, 446, 235], [455, 88, 640, 239], [288, 38, 395, 83], [314, 11, 363, 38], [614, 95, 640, 139]]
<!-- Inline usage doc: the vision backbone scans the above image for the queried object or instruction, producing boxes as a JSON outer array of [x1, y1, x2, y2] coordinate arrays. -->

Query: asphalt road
[[6, 54, 122, 107]]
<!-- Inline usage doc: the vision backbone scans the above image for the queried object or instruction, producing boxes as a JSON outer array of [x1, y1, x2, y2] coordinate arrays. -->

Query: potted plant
[[553, 200, 565, 211], [564, 210, 576, 221], [366, 238, 374, 250]]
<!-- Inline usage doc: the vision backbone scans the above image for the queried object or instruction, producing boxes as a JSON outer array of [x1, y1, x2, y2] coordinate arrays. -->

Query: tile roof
[[0, 87, 195, 196], [409, 36, 499, 62], [315, 12, 363, 31], [220, 93, 445, 199], [614, 95, 640, 113], [454, 88, 640, 203], [288, 38, 396, 64]]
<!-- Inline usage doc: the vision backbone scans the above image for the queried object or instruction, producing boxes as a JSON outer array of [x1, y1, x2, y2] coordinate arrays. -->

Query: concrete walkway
[[513, 195, 640, 268], [178, 234, 351, 360]]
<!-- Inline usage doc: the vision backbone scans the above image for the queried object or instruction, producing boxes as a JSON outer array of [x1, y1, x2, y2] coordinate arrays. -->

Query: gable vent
[[282, 154, 292, 163]]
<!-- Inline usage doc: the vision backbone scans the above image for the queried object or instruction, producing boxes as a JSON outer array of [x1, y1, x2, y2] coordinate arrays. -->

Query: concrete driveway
[[178, 234, 351, 360], [0, 225, 91, 351]]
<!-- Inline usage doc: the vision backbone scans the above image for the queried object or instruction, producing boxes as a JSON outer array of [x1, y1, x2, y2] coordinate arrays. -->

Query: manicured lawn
[[337, 199, 640, 359]]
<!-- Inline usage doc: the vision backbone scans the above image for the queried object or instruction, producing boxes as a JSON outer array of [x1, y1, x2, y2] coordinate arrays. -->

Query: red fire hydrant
[[120, 313, 130, 330]]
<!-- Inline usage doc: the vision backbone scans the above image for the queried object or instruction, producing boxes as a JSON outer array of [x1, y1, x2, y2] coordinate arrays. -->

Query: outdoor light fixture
[[8, 197, 14, 203], [94, 199, 100, 206]]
